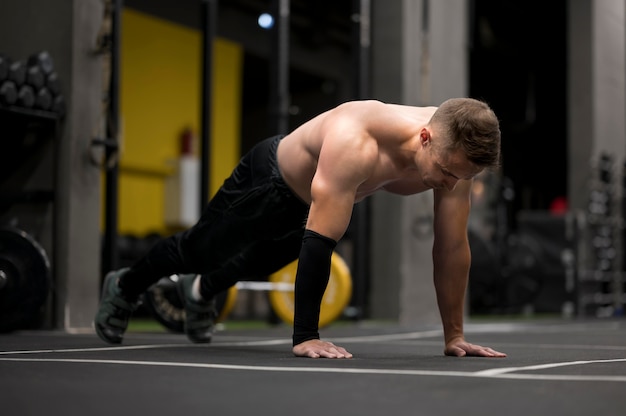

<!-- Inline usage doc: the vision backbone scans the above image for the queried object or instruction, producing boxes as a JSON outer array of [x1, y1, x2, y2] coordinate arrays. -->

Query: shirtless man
[[95, 97, 506, 359]]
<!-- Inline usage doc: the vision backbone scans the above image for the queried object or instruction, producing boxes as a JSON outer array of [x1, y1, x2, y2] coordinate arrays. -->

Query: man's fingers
[[446, 342, 507, 358], [466, 344, 506, 357], [313, 343, 353, 359], [293, 340, 353, 359], [479, 347, 507, 357], [322, 344, 353, 359], [471, 347, 505, 357]]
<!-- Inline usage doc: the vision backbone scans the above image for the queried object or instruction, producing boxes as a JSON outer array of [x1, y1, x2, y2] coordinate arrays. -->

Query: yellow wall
[[109, 8, 242, 235]]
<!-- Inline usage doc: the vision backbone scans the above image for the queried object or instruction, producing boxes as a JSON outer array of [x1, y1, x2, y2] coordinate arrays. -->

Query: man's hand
[[444, 337, 506, 358], [292, 339, 353, 359]]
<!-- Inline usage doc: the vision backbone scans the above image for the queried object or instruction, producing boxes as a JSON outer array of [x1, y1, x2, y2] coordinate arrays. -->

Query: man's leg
[[93, 142, 264, 344], [197, 229, 305, 301], [93, 231, 206, 344], [174, 229, 304, 343], [94, 135, 306, 344], [93, 181, 256, 344]]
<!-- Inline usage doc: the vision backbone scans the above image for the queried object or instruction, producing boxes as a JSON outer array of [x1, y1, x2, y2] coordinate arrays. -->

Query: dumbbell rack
[[0, 51, 65, 117], [0, 51, 65, 206], [575, 155, 626, 318], [0, 51, 65, 331]]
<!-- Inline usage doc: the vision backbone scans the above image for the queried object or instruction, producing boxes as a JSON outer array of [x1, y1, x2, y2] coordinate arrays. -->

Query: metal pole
[[269, 0, 290, 135], [102, 0, 123, 278], [348, 0, 371, 320], [352, 0, 371, 99], [200, 0, 217, 210]]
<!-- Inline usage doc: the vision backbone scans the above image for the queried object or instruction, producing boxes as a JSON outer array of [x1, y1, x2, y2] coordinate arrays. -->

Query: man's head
[[428, 97, 501, 169]]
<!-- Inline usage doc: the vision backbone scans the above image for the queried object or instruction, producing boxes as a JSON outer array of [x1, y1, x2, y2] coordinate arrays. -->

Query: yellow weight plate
[[268, 252, 352, 328], [216, 286, 238, 322]]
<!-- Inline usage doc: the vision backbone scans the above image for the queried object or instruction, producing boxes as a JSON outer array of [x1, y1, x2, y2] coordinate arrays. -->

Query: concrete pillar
[[0, 0, 104, 331], [569, 0, 626, 211], [568, 0, 626, 310], [370, 0, 469, 324]]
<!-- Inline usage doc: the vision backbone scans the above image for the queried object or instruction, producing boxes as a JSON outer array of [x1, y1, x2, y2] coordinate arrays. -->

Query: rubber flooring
[[1, 318, 625, 416]]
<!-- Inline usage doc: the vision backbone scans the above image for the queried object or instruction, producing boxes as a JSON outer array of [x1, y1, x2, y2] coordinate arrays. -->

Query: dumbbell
[[0, 80, 17, 105], [27, 51, 54, 92], [0, 68, 32, 109], [46, 71, 61, 95], [34, 87, 52, 111], [25, 65, 44, 90], [28, 51, 64, 115], [8, 60, 26, 86], [17, 84, 35, 108], [28, 51, 55, 75]]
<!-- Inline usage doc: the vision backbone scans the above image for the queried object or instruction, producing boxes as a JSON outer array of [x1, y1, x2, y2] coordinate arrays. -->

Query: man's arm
[[433, 180, 506, 358], [292, 131, 378, 358]]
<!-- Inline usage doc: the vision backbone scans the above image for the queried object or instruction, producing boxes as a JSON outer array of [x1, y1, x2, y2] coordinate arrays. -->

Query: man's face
[[423, 146, 481, 191]]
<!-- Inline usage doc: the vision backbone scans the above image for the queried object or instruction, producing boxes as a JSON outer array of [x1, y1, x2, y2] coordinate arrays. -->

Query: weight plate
[[142, 274, 237, 333], [268, 252, 352, 328], [0, 226, 51, 332]]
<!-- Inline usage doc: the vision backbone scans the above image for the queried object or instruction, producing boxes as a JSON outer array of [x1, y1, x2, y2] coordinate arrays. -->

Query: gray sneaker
[[94, 268, 138, 344], [176, 274, 217, 343]]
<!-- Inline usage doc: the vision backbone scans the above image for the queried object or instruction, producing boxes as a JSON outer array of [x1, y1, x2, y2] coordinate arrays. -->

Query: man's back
[[277, 100, 438, 203]]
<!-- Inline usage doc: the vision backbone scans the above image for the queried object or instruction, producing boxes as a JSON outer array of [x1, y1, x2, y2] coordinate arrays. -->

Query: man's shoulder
[[329, 100, 427, 124]]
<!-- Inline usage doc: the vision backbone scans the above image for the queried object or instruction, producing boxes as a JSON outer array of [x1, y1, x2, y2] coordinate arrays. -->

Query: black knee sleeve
[[292, 229, 337, 346]]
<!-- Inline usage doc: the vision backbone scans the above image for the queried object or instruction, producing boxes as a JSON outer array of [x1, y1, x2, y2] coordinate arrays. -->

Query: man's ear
[[420, 128, 431, 146]]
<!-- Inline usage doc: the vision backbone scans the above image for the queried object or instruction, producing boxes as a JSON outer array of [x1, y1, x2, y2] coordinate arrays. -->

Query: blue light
[[258, 13, 274, 29]]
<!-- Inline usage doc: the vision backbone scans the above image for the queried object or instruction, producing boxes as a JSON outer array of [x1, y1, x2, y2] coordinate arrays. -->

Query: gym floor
[[1, 318, 625, 416]]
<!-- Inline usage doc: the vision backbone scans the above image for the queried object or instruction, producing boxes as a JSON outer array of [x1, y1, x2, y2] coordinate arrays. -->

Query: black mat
[[1, 319, 625, 416]]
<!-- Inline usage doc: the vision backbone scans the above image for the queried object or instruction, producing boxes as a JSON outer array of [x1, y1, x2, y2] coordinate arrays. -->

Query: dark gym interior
[[0, 1, 624, 414]]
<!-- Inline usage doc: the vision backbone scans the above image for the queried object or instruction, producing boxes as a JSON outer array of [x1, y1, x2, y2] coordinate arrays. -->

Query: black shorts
[[128, 135, 310, 297]]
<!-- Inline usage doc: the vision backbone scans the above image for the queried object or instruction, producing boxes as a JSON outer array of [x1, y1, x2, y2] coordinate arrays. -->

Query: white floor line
[[0, 344, 195, 355], [1, 324, 625, 355], [1, 356, 625, 383], [475, 358, 626, 376], [0, 330, 444, 356]]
